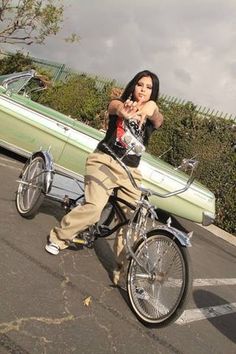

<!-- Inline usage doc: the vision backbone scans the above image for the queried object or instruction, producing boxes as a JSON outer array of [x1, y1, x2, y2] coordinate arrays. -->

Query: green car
[[0, 70, 215, 225]]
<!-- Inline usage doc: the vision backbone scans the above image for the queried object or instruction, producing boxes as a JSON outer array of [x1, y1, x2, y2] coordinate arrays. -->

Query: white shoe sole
[[45, 243, 60, 255]]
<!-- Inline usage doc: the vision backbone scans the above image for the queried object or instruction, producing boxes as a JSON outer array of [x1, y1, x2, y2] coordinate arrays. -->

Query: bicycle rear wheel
[[16, 156, 46, 218], [127, 231, 192, 326]]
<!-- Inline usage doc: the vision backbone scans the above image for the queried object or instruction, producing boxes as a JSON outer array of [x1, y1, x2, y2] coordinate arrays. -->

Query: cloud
[[7, 0, 236, 115], [174, 68, 192, 85], [228, 62, 236, 78]]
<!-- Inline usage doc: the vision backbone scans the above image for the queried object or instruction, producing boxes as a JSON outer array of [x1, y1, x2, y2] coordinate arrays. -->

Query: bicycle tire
[[16, 156, 46, 218], [127, 230, 192, 326]]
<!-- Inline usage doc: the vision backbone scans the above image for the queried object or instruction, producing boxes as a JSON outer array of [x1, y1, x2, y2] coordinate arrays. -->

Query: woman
[[45, 70, 163, 287]]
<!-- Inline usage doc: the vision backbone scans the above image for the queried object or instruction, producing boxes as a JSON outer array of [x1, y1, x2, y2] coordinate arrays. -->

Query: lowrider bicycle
[[15, 137, 199, 326]]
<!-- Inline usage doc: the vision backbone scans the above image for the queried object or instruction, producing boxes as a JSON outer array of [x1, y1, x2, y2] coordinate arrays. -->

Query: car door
[[0, 92, 72, 162], [55, 119, 104, 178]]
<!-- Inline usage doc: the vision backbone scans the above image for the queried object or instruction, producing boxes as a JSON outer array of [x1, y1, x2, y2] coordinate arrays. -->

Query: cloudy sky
[[15, 0, 236, 116]]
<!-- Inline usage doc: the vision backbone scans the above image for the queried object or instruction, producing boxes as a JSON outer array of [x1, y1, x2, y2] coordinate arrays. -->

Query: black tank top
[[97, 112, 156, 167]]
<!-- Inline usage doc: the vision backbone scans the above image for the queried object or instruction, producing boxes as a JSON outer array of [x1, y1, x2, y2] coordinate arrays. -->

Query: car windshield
[[0, 70, 36, 94]]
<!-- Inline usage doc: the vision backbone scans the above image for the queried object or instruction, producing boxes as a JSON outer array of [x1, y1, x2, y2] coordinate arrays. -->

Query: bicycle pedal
[[73, 238, 88, 245], [72, 236, 95, 249]]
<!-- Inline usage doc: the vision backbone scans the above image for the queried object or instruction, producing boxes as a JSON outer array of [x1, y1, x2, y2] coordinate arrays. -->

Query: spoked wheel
[[16, 156, 46, 218], [127, 231, 192, 326]]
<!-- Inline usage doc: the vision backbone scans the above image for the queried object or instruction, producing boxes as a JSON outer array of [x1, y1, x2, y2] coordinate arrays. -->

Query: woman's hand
[[108, 99, 141, 120], [122, 100, 163, 129], [119, 99, 140, 120], [108, 99, 163, 128]]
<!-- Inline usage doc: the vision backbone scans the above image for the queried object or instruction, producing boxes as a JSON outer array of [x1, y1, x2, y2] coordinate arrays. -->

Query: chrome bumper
[[202, 211, 215, 226]]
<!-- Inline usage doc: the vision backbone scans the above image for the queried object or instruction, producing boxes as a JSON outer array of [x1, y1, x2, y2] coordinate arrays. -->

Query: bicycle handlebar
[[102, 143, 197, 199]]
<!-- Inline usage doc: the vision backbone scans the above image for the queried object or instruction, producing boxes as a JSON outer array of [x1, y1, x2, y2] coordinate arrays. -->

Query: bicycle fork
[[125, 198, 157, 277]]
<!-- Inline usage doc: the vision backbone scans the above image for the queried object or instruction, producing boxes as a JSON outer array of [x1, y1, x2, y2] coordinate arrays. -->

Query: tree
[[0, 0, 71, 46]]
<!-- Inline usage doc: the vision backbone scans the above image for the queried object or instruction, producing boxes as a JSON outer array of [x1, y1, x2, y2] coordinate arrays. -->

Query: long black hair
[[120, 70, 160, 102]]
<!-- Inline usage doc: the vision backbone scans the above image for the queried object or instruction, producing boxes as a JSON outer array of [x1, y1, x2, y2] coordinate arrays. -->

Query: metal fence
[[30, 55, 118, 90], [2, 52, 235, 121]]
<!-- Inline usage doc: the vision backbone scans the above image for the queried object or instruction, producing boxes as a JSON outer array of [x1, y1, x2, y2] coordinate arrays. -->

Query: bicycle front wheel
[[127, 231, 192, 326], [16, 156, 46, 218]]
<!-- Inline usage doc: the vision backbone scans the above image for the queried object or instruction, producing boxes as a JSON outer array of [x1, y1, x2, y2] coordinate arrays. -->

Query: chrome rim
[[18, 158, 44, 212], [128, 235, 186, 323]]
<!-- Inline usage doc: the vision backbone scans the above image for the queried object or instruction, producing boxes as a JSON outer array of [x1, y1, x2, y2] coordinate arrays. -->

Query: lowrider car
[[0, 70, 215, 225]]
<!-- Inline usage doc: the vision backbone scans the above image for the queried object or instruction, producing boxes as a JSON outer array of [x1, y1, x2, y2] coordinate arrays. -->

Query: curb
[[197, 224, 236, 247]]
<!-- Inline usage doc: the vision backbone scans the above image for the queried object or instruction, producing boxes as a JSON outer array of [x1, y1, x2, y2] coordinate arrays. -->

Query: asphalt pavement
[[0, 150, 235, 354]]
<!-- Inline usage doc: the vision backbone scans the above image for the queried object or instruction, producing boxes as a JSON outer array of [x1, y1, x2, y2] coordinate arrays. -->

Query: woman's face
[[133, 76, 153, 103]]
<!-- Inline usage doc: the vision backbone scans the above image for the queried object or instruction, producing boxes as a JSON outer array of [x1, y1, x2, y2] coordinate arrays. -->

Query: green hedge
[[148, 99, 236, 235], [0, 51, 36, 75], [36, 74, 112, 128]]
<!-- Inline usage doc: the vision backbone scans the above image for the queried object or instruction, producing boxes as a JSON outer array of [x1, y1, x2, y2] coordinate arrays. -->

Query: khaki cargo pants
[[49, 150, 142, 266]]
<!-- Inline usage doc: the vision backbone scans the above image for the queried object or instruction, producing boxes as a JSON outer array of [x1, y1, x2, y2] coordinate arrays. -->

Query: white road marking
[[176, 302, 236, 325], [193, 278, 236, 286], [175, 278, 236, 325], [159, 278, 236, 288]]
